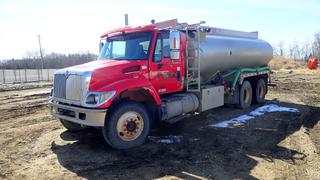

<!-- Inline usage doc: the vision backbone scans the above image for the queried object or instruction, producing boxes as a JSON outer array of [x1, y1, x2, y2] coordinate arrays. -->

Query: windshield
[[98, 31, 153, 61]]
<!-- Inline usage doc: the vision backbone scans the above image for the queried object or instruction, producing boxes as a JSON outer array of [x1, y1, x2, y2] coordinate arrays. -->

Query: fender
[[96, 77, 161, 108]]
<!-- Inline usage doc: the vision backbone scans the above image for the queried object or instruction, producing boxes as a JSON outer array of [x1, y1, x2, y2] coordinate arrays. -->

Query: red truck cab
[[93, 25, 186, 108]]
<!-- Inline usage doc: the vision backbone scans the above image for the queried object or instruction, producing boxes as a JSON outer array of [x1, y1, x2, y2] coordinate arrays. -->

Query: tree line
[[272, 32, 320, 61], [0, 52, 97, 69]]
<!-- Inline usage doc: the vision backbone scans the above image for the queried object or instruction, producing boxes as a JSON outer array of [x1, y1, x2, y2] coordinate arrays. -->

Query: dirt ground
[[0, 68, 320, 180]]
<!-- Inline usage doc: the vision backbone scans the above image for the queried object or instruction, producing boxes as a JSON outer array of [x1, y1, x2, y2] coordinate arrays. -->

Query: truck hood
[[54, 59, 148, 92], [54, 60, 133, 76]]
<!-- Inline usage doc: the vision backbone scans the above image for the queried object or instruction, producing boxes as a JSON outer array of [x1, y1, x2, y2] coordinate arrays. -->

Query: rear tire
[[237, 81, 252, 109], [102, 101, 151, 149], [253, 79, 267, 104], [60, 119, 85, 132]]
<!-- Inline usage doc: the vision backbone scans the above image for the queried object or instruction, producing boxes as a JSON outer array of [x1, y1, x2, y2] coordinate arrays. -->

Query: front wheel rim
[[116, 111, 144, 141]]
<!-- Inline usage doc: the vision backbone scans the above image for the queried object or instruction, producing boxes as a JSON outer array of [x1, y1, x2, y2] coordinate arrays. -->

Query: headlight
[[85, 91, 116, 106], [86, 94, 98, 104]]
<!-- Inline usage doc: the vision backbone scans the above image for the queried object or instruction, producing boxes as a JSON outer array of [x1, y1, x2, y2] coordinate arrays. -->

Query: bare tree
[[277, 41, 285, 56], [25, 50, 39, 59], [312, 32, 320, 59], [272, 41, 285, 57], [290, 40, 302, 60], [302, 41, 312, 61]]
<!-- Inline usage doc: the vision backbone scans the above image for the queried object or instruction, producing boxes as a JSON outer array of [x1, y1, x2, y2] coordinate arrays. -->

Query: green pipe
[[187, 66, 270, 88]]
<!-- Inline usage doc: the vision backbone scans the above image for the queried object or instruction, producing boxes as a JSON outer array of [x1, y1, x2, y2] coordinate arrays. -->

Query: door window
[[153, 32, 170, 62], [162, 33, 170, 58], [153, 34, 162, 62]]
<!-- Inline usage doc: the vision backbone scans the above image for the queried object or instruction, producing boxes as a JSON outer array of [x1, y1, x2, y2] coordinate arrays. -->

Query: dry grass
[[268, 56, 306, 70]]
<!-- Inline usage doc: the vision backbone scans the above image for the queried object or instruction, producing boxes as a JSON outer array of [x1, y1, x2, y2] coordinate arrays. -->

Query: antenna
[[125, 14, 129, 26]]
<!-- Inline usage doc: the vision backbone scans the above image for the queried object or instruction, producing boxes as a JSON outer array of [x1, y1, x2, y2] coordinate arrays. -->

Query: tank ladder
[[186, 26, 201, 92]]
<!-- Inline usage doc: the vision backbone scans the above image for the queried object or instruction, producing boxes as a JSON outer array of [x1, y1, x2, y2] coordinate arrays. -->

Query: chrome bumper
[[48, 100, 107, 127]]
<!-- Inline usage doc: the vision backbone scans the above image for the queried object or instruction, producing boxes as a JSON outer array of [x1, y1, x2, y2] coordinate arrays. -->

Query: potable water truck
[[49, 19, 273, 149]]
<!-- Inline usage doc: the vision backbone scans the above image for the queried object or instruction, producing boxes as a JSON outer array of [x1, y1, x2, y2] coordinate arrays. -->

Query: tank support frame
[[223, 66, 270, 92]]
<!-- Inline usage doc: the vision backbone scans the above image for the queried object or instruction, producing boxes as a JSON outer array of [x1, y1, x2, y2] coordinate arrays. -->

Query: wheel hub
[[116, 111, 144, 141], [126, 121, 137, 132]]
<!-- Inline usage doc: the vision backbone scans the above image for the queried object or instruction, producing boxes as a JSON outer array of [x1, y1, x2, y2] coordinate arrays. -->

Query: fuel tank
[[187, 31, 273, 83]]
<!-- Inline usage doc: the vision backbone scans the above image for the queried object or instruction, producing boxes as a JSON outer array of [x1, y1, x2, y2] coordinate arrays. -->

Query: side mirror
[[169, 31, 180, 60]]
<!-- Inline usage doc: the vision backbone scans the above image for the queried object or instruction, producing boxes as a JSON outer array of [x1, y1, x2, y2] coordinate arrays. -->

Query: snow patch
[[188, 138, 200, 142], [148, 135, 183, 144], [249, 104, 299, 116], [209, 104, 299, 128], [209, 115, 254, 128]]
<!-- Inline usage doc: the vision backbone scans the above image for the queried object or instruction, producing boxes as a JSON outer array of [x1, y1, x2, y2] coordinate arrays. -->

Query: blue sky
[[0, 0, 319, 59]]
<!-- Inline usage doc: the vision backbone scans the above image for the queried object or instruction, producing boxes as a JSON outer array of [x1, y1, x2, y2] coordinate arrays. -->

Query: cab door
[[149, 31, 182, 94]]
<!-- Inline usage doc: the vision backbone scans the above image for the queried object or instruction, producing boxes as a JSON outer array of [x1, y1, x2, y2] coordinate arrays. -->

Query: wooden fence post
[[13, 69, 17, 82], [47, 69, 49, 81], [18, 69, 21, 82], [37, 69, 40, 81], [24, 69, 27, 82]]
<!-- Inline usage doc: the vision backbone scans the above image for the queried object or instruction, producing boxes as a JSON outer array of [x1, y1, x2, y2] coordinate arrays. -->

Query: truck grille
[[66, 75, 83, 101], [54, 74, 66, 99], [53, 74, 83, 101]]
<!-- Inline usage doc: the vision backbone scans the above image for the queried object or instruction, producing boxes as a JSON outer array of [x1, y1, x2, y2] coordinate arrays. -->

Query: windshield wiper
[[112, 58, 126, 60]]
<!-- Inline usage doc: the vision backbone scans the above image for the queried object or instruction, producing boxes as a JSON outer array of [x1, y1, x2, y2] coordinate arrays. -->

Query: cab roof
[[100, 19, 179, 38], [100, 25, 156, 38]]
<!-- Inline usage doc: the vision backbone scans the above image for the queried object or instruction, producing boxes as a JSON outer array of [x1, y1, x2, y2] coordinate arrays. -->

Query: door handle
[[157, 64, 164, 69]]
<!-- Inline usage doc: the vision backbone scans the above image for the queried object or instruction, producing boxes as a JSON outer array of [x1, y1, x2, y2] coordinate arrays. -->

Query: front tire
[[102, 101, 151, 149], [60, 119, 85, 132]]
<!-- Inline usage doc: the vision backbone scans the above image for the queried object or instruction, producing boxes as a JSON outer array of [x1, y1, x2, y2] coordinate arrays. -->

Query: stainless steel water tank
[[188, 33, 273, 83]]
